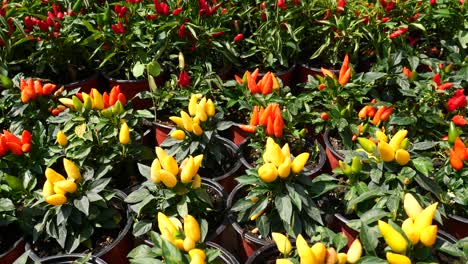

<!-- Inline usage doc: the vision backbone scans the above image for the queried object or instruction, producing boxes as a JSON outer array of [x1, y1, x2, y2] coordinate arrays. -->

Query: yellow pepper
[[337, 253, 347, 264], [119, 122, 130, 145], [184, 214, 201, 242], [54, 180, 77, 193], [346, 239, 362, 264], [162, 155, 179, 176], [205, 99, 215, 117], [395, 149, 410, 165], [291, 153, 310, 174], [151, 158, 162, 183], [63, 158, 81, 182], [181, 156, 197, 184], [272, 232, 292, 255], [420, 225, 438, 247], [402, 218, 419, 245], [91, 88, 104, 110], [45, 194, 67, 205], [158, 169, 178, 188], [386, 252, 411, 264], [169, 116, 185, 128], [45, 168, 66, 183], [310, 242, 326, 263], [404, 193, 423, 220], [258, 163, 278, 183], [413, 202, 438, 233], [171, 129, 186, 140], [42, 180, 54, 198], [296, 234, 317, 264], [81, 92, 93, 111], [378, 220, 407, 254], [57, 130, 68, 147], [277, 157, 291, 179], [389, 129, 408, 152], [192, 123, 203, 136], [181, 111, 194, 132], [188, 94, 198, 116], [378, 141, 395, 162]]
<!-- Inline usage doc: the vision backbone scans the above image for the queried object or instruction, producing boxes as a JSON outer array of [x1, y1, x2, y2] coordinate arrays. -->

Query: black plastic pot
[[442, 214, 468, 240], [26, 190, 134, 264], [239, 138, 326, 178], [37, 254, 108, 264], [206, 242, 240, 264], [63, 71, 101, 94], [245, 242, 279, 264], [208, 136, 243, 192], [142, 178, 228, 246], [0, 236, 25, 264]]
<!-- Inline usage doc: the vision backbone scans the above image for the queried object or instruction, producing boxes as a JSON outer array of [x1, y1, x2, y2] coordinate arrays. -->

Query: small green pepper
[[448, 121, 457, 145]]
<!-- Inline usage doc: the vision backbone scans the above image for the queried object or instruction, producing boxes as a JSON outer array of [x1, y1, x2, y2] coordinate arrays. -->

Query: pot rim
[[0, 236, 24, 259], [25, 189, 133, 261], [62, 71, 100, 88], [34, 254, 108, 264], [322, 129, 345, 161], [238, 137, 327, 177], [101, 72, 148, 83], [206, 242, 240, 264]]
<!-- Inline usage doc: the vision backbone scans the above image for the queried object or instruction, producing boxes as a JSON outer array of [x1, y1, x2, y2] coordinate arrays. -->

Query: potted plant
[[48, 85, 154, 191], [23, 158, 133, 263], [125, 147, 228, 244], [228, 137, 338, 259], [160, 93, 240, 188], [127, 212, 239, 264]]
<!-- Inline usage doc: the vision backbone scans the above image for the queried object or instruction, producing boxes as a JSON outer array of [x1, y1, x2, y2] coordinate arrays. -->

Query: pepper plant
[[231, 137, 338, 239], [25, 159, 125, 254], [125, 147, 224, 240]]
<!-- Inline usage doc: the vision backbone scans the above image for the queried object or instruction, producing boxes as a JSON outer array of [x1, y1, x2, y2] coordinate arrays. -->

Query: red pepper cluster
[[0, 130, 32, 157], [433, 73, 454, 91], [154, 0, 169, 15], [20, 79, 57, 104], [380, 0, 396, 13], [240, 103, 285, 138], [199, 0, 222, 16], [114, 4, 128, 17], [448, 90, 466, 112], [111, 21, 125, 34], [277, 0, 287, 10], [337, 0, 346, 13], [173, 7, 183, 16], [126, 0, 142, 3], [178, 70, 191, 88], [23, 3, 66, 37]]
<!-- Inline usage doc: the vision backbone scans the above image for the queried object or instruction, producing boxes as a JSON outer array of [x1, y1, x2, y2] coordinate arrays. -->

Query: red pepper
[[450, 149, 463, 170], [437, 83, 453, 91], [433, 73, 441, 86], [389, 27, 408, 39], [452, 115, 466, 126], [21, 130, 32, 145], [234, 33, 244, 42], [266, 116, 275, 136], [273, 113, 284, 138], [117, 93, 127, 106], [379, 106, 393, 121], [320, 112, 329, 121], [211, 31, 224, 37], [178, 24, 185, 39], [172, 7, 183, 16], [238, 124, 256, 133]]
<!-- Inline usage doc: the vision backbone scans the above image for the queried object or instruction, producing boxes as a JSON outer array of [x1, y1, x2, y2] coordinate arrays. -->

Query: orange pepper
[[450, 149, 464, 170], [262, 72, 273, 95], [259, 104, 273, 125], [238, 124, 256, 133], [250, 106, 259, 126], [380, 106, 394, 121], [251, 68, 260, 81], [454, 137, 468, 161], [338, 68, 351, 86], [273, 113, 284, 138], [358, 106, 370, 119], [372, 106, 387, 125], [339, 54, 349, 80]]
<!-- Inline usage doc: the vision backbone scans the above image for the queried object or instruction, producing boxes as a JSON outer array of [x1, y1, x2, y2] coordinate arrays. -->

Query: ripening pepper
[[296, 234, 317, 263], [151, 158, 162, 183], [389, 129, 408, 152], [357, 137, 376, 153], [171, 129, 186, 140], [351, 156, 362, 174], [339, 160, 353, 177], [378, 141, 395, 162], [420, 225, 438, 247], [310, 242, 327, 263], [413, 202, 438, 233], [448, 121, 458, 144], [91, 88, 104, 110], [272, 232, 292, 255], [402, 218, 420, 245], [119, 122, 130, 145]]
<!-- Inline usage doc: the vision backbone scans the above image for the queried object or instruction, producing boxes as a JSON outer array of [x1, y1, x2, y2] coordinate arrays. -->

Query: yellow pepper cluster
[[151, 147, 203, 188], [272, 232, 362, 264], [379, 193, 439, 264], [42, 158, 81, 206], [157, 212, 207, 264], [169, 94, 216, 139], [376, 129, 410, 165], [59, 87, 126, 116], [257, 138, 310, 183]]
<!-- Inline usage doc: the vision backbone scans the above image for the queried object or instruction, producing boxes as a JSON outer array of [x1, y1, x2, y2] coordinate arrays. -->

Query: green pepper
[[399, 138, 410, 150], [101, 108, 113, 118], [351, 157, 362, 175], [112, 101, 124, 115], [72, 95, 83, 112], [357, 137, 376, 153], [448, 121, 457, 145], [339, 161, 352, 177]]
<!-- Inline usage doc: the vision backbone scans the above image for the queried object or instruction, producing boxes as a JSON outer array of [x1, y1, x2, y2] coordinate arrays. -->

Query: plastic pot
[[442, 214, 468, 240], [239, 138, 327, 179], [208, 136, 243, 193], [245, 242, 279, 264], [227, 184, 271, 262], [63, 72, 101, 94], [153, 122, 174, 146], [0, 237, 25, 264], [142, 178, 228, 246], [36, 254, 108, 264], [219, 123, 249, 147], [206, 242, 240, 264], [26, 190, 134, 264], [321, 130, 345, 171]]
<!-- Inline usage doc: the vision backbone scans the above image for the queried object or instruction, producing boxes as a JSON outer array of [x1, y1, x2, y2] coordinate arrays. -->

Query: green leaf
[[275, 194, 293, 225], [355, 256, 387, 264], [74, 196, 89, 215], [333, 233, 348, 253], [133, 62, 145, 78], [347, 190, 381, 211], [133, 220, 154, 237], [359, 222, 378, 256], [414, 173, 442, 197], [359, 209, 387, 225], [411, 157, 433, 177], [412, 141, 438, 151], [0, 198, 14, 212], [161, 237, 184, 264], [125, 188, 150, 204], [4, 174, 22, 191], [286, 183, 302, 211], [138, 164, 151, 180], [147, 60, 161, 77]]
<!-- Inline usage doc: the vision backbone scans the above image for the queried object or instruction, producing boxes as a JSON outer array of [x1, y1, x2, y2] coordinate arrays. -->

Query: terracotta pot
[[26, 190, 134, 264], [0, 237, 25, 264], [327, 214, 359, 249], [37, 254, 108, 264], [141, 178, 228, 246], [219, 123, 249, 147], [63, 72, 101, 94], [321, 130, 345, 171], [153, 122, 174, 146], [227, 184, 272, 263], [239, 138, 327, 179], [442, 214, 468, 240]]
